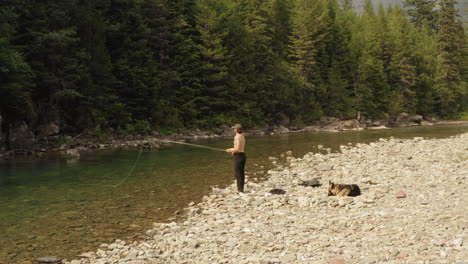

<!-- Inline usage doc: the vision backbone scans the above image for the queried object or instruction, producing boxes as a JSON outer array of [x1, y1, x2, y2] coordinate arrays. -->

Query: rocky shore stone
[[328, 258, 345, 264], [276, 125, 289, 134], [409, 114, 423, 124], [65, 133, 468, 264], [36, 256, 62, 263], [342, 119, 360, 129], [395, 191, 407, 198]]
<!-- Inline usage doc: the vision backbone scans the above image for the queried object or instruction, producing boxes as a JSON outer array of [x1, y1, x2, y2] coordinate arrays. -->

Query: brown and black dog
[[328, 181, 361, 197]]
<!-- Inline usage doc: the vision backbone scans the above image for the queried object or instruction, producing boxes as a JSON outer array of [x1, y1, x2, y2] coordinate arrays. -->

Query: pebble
[[36, 256, 62, 263], [452, 238, 463, 246], [395, 191, 407, 198], [297, 197, 310, 207], [328, 258, 345, 264], [391, 248, 400, 257], [64, 133, 468, 264]]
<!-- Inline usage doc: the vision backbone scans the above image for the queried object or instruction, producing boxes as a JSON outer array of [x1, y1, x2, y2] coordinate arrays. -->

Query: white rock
[[452, 238, 463, 246], [297, 197, 310, 207]]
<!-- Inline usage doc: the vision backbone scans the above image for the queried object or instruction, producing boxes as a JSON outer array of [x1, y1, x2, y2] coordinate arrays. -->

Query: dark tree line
[[0, 0, 467, 137]]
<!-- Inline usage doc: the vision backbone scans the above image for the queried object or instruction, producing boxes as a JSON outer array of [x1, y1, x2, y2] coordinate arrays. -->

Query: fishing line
[[159, 139, 226, 152], [80, 146, 144, 188], [78, 139, 228, 188], [79, 140, 225, 187]]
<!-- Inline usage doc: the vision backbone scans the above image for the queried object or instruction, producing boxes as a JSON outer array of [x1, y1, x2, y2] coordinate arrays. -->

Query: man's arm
[[232, 136, 240, 153], [226, 135, 239, 153]]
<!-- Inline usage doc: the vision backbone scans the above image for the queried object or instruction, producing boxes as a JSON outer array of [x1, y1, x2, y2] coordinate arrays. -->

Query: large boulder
[[215, 125, 232, 136], [393, 112, 410, 127], [393, 113, 424, 126], [424, 116, 438, 123], [342, 119, 360, 129], [322, 122, 343, 131], [276, 125, 290, 134], [8, 121, 35, 149], [408, 114, 423, 124], [37, 122, 60, 137]]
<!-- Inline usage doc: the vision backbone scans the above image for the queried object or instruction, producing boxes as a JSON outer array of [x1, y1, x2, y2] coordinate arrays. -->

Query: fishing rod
[[159, 139, 226, 152]]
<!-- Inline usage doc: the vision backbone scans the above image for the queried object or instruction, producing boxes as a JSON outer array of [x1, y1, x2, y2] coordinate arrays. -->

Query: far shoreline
[[1, 119, 468, 161]]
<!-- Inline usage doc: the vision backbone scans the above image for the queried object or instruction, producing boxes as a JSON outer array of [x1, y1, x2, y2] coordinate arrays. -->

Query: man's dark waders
[[234, 152, 246, 192]]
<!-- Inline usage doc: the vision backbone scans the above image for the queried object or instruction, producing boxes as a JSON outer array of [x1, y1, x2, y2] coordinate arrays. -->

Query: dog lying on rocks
[[328, 181, 361, 197]]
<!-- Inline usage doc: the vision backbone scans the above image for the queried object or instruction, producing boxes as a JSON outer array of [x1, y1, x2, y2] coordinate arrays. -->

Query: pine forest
[[1, 0, 467, 137]]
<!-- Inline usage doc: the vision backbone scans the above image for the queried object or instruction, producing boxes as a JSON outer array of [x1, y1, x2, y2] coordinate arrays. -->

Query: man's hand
[[226, 148, 234, 153]]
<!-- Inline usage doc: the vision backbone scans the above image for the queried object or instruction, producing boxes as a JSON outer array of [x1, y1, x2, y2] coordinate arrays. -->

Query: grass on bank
[[458, 112, 468, 121]]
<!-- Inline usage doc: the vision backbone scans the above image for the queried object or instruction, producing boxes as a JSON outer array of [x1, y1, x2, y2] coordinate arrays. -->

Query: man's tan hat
[[231, 124, 242, 129]]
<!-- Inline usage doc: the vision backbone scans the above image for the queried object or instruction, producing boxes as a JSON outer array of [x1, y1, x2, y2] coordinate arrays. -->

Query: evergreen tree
[[0, 6, 33, 125], [167, 0, 203, 127], [289, 0, 329, 121], [268, 0, 294, 60], [434, 0, 468, 116], [108, 0, 166, 129], [386, 6, 418, 114], [319, 0, 354, 118], [412, 26, 438, 115], [349, 0, 390, 119], [194, 0, 233, 127], [403, 0, 439, 30], [11, 0, 92, 131]]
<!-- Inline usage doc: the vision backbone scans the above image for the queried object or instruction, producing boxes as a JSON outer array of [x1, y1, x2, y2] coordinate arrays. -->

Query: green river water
[[1, 124, 467, 263]]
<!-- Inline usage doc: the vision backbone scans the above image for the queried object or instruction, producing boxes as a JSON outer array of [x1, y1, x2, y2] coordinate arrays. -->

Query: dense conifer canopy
[[0, 0, 466, 134]]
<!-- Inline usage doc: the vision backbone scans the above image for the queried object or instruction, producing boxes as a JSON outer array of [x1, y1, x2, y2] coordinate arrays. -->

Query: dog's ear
[[329, 180, 333, 186]]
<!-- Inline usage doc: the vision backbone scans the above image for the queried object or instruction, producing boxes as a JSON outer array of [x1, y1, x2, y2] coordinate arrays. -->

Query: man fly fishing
[[226, 124, 246, 193]]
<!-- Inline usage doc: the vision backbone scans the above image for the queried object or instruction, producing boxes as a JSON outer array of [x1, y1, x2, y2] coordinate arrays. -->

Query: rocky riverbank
[[64, 133, 468, 264]]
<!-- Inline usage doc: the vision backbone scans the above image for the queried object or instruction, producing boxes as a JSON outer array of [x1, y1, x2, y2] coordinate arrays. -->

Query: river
[[0, 124, 467, 263]]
